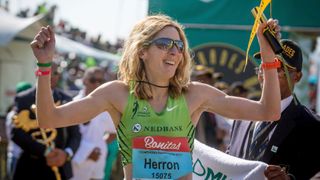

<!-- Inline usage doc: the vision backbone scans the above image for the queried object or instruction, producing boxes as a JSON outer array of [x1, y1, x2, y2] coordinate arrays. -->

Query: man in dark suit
[[227, 39, 320, 180], [11, 62, 81, 180]]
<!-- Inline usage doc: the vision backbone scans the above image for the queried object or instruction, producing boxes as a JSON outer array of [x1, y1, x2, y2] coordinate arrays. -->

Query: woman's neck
[[137, 80, 169, 88], [143, 71, 170, 88]]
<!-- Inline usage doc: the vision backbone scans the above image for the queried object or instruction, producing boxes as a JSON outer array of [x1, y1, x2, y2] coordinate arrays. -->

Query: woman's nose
[[168, 44, 180, 55]]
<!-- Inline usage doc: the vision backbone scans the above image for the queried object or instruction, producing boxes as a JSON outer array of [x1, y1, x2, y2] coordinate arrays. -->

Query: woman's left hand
[[257, 18, 281, 63]]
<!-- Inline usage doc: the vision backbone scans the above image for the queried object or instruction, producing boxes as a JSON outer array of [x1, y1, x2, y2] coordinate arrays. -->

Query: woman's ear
[[139, 49, 147, 61]]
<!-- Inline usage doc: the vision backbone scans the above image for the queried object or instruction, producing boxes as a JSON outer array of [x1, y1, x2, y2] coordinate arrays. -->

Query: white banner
[[192, 140, 267, 180]]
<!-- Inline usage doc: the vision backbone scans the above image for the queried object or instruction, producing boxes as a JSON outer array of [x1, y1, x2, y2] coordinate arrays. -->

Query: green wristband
[[37, 62, 52, 67]]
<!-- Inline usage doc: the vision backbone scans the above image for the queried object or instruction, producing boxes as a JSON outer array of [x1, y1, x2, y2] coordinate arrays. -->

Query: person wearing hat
[[227, 39, 320, 179], [5, 81, 32, 179], [11, 62, 81, 180]]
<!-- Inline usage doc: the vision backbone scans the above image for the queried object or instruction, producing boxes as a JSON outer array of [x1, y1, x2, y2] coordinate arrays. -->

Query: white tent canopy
[[0, 9, 46, 47], [0, 10, 120, 114], [0, 9, 47, 114], [55, 34, 120, 62], [0, 9, 120, 62]]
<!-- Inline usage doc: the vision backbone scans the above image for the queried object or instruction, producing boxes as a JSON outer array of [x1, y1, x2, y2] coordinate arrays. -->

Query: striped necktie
[[248, 121, 278, 160]]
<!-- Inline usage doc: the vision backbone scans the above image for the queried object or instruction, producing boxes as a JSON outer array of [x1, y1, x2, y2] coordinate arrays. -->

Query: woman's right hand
[[30, 25, 56, 63]]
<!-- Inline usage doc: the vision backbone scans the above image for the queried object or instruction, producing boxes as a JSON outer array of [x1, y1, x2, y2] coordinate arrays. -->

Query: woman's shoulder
[[185, 81, 221, 100], [184, 81, 208, 99], [104, 80, 129, 90], [95, 80, 130, 97], [186, 81, 212, 92], [97, 80, 130, 113]]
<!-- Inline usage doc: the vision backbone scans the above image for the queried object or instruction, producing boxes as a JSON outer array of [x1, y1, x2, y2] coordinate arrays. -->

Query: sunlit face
[[256, 64, 301, 99], [141, 26, 183, 82]]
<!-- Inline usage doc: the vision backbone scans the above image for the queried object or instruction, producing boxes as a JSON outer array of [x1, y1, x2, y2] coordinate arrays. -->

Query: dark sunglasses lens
[[175, 40, 184, 52], [154, 38, 173, 50]]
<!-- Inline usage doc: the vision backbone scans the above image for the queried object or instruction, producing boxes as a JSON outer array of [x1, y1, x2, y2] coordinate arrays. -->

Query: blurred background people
[[71, 67, 116, 180], [5, 82, 32, 179], [191, 65, 232, 151], [11, 62, 81, 180]]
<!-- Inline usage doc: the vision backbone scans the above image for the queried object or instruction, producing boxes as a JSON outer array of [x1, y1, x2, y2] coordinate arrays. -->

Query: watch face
[[193, 43, 260, 96]]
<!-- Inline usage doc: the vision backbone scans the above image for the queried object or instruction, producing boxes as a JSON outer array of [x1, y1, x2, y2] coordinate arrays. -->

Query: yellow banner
[[244, 0, 271, 71]]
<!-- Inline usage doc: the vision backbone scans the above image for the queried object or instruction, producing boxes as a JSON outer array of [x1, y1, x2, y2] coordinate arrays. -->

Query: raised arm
[[254, 18, 281, 120], [190, 19, 281, 122], [30, 26, 124, 128]]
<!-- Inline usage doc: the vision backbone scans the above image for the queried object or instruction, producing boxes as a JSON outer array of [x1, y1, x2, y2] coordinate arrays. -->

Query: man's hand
[[265, 165, 290, 180], [30, 25, 55, 63], [46, 148, 67, 167], [88, 147, 101, 162]]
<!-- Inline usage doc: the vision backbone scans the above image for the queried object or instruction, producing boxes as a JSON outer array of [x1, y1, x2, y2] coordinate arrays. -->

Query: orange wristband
[[35, 69, 51, 76], [261, 58, 281, 70]]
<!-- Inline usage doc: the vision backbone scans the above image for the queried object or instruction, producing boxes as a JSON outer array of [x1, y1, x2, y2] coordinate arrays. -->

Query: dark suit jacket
[[12, 87, 81, 180], [227, 99, 320, 180]]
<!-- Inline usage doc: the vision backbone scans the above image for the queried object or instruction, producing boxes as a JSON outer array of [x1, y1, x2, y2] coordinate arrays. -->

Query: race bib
[[132, 136, 192, 179]]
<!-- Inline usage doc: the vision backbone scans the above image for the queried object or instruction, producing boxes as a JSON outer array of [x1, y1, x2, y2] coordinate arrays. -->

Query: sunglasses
[[89, 77, 105, 84], [144, 37, 184, 53], [255, 66, 296, 77]]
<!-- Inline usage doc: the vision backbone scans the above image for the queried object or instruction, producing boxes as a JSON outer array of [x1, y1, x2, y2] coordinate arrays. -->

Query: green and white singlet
[[117, 90, 195, 179]]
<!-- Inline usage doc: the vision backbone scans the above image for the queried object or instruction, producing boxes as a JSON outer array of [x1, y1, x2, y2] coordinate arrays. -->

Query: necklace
[[137, 81, 169, 88]]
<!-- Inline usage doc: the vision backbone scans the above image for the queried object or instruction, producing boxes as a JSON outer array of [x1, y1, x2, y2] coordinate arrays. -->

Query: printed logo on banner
[[193, 159, 228, 180]]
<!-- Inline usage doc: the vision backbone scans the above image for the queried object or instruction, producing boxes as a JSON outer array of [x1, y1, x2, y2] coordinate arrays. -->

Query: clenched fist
[[30, 25, 55, 63]]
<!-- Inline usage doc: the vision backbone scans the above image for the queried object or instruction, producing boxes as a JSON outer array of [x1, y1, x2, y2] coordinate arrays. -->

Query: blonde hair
[[118, 14, 192, 99]]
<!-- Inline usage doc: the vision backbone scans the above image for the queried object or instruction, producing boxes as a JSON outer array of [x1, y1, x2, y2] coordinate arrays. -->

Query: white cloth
[[71, 91, 116, 180], [6, 110, 22, 158], [192, 140, 267, 180]]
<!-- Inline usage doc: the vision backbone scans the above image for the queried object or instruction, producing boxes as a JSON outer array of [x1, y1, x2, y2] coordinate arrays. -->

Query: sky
[[6, 0, 148, 43]]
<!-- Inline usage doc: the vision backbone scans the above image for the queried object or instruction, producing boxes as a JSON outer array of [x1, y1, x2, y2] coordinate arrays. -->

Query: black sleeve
[[64, 125, 81, 154], [12, 127, 46, 157], [11, 89, 47, 157]]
